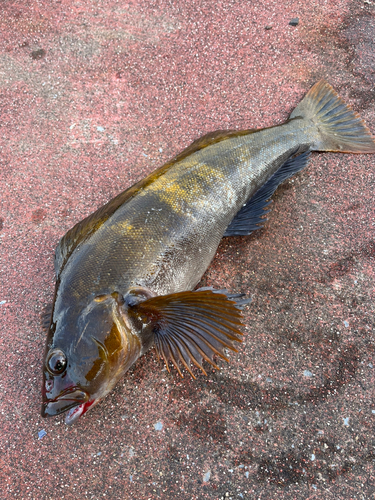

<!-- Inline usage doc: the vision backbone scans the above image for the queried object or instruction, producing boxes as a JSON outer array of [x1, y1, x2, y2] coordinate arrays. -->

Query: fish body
[[41, 81, 375, 424]]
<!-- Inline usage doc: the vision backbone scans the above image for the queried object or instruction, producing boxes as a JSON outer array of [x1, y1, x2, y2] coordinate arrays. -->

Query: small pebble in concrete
[[289, 18, 299, 26], [265, 25, 273, 30], [344, 320, 349, 327]]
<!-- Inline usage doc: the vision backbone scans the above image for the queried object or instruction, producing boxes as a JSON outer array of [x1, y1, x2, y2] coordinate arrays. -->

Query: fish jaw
[[41, 367, 92, 423], [41, 386, 90, 418]]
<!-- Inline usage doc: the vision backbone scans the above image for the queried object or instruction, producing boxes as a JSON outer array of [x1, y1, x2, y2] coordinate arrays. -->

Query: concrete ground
[[0, 0, 375, 498]]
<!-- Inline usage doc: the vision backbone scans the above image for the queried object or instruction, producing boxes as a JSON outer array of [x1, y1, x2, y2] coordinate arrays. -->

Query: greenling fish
[[41, 81, 375, 424]]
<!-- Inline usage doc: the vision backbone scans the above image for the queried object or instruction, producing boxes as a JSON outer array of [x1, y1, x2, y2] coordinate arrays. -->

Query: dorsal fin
[[41, 303, 53, 332], [55, 128, 257, 276], [167, 128, 257, 165]]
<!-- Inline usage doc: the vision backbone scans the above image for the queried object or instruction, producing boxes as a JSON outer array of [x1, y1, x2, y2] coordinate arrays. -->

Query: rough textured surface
[[0, 0, 374, 498]]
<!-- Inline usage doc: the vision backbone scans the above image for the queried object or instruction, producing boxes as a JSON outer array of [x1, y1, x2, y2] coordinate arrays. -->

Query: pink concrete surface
[[0, 0, 374, 498]]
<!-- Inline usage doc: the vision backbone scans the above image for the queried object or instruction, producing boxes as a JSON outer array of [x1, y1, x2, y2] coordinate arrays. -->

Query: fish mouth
[[41, 388, 90, 424]]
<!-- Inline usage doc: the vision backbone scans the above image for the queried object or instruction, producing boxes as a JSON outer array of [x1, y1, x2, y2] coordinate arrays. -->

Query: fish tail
[[290, 80, 375, 153]]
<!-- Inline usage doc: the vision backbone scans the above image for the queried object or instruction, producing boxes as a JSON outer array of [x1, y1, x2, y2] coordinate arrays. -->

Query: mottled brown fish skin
[[57, 120, 312, 305], [41, 81, 375, 424]]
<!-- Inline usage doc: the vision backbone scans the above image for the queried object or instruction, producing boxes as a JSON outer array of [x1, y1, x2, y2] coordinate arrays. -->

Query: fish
[[41, 81, 375, 424]]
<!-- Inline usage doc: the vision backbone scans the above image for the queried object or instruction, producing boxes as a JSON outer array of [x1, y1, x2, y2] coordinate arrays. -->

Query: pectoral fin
[[128, 290, 246, 378]]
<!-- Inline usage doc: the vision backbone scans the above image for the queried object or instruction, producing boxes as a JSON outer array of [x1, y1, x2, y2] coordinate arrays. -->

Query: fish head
[[41, 293, 142, 424]]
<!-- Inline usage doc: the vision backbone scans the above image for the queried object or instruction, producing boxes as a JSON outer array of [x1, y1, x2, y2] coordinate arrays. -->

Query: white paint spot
[[343, 417, 350, 426], [343, 320, 349, 328], [0, 300, 6, 305], [311, 454, 315, 461], [154, 421, 163, 431], [38, 429, 47, 439], [303, 370, 313, 377], [203, 470, 211, 482], [97, 126, 105, 132]]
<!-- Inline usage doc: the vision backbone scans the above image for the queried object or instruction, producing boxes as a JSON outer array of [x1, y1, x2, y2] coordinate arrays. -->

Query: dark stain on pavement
[[31, 48, 46, 60], [31, 208, 47, 223], [320, 239, 375, 283], [177, 409, 227, 443], [258, 451, 310, 486], [304, 6, 375, 108], [210, 344, 358, 411]]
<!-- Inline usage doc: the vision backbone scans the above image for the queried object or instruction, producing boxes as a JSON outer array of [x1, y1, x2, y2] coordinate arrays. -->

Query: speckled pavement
[[1, 1, 375, 498]]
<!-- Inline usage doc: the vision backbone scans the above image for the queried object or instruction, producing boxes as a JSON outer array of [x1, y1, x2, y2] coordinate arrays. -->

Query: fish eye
[[46, 349, 67, 375]]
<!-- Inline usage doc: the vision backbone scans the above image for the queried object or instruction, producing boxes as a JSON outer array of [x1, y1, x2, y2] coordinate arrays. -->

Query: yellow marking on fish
[[116, 221, 135, 233], [146, 161, 226, 215]]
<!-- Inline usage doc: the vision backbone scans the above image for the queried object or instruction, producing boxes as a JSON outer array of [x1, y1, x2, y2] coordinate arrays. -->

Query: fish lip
[[41, 388, 89, 418]]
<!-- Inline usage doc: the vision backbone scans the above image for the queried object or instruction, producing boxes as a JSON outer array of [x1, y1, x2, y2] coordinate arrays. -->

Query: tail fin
[[290, 80, 375, 153]]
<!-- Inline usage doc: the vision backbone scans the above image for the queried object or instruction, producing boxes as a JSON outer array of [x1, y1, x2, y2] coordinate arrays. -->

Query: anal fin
[[224, 151, 311, 237]]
